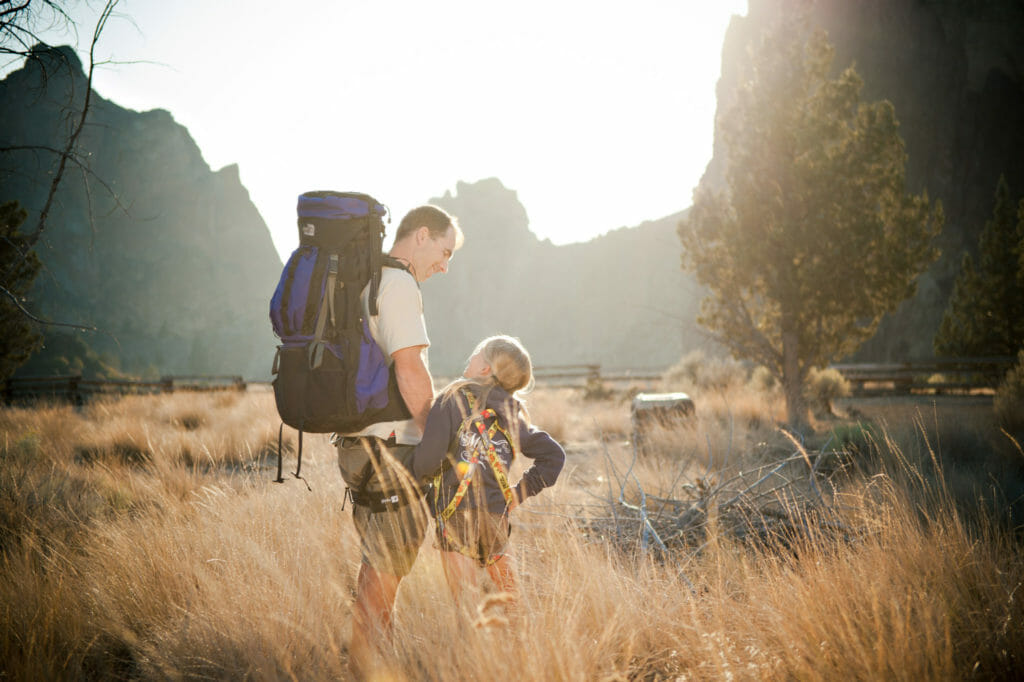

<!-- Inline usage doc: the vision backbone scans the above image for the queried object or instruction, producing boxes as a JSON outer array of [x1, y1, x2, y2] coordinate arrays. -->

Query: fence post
[[68, 376, 82, 406]]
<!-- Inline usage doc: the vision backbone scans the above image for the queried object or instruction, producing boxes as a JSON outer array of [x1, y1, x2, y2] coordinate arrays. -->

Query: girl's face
[[463, 351, 492, 379]]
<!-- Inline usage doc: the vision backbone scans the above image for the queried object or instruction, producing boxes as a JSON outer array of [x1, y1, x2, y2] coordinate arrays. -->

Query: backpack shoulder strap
[[381, 255, 411, 273], [369, 255, 416, 316]]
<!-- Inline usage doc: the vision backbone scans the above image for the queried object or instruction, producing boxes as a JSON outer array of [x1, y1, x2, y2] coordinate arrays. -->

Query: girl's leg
[[485, 554, 517, 595], [440, 550, 480, 605]]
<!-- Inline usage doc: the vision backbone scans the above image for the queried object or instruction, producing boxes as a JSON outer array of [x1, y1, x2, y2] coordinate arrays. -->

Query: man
[[334, 204, 461, 677]]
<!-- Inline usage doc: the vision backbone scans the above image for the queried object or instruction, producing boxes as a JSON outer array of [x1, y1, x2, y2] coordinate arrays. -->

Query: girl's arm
[[512, 424, 566, 503]]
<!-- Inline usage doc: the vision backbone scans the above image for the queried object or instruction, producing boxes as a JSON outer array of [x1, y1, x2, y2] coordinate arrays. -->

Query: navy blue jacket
[[407, 383, 565, 514]]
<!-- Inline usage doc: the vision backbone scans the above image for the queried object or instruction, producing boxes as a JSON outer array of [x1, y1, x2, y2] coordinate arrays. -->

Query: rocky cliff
[[0, 47, 704, 382], [10, 0, 1014, 380], [421, 178, 708, 376], [703, 0, 1024, 360], [0, 46, 282, 379]]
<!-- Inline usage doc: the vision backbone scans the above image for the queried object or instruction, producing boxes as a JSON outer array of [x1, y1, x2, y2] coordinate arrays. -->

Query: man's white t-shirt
[[347, 266, 430, 444]]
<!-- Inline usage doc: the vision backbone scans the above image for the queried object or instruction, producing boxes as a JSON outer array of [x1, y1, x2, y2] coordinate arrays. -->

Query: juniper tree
[[0, 201, 42, 381], [679, 18, 942, 428], [935, 175, 1024, 358], [1019, 198, 1024, 303]]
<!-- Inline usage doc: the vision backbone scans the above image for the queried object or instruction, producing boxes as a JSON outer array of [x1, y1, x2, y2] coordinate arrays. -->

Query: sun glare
[[42, 0, 747, 257]]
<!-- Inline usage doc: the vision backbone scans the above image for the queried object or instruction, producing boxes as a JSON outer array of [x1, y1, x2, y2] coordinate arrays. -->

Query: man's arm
[[407, 395, 455, 481], [391, 345, 433, 433]]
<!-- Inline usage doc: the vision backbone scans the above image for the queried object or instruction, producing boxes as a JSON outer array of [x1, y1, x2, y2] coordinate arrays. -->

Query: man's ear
[[415, 225, 430, 244], [480, 363, 492, 376]]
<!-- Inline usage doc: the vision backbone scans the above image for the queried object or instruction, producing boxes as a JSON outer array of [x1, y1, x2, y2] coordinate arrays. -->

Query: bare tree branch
[[0, 144, 129, 214], [0, 0, 121, 334], [0, 281, 96, 331], [0, 2, 33, 22], [28, 2, 116, 247], [0, 1, 76, 62]]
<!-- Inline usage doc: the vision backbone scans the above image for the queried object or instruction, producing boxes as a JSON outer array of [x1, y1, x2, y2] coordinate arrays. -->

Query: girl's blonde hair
[[474, 334, 534, 396], [441, 335, 535, 416]]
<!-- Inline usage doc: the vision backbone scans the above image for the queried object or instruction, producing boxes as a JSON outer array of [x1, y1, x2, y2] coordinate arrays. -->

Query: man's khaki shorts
[[339, 440, 428, 577], [351, 500, 428, 577]]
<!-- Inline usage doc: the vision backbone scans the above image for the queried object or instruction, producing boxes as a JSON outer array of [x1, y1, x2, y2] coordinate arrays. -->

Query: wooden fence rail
[[533, 364, 663, 388], [532, 364, 601, 382], [2, 375, 247, 405], [828, 357, 1015, 396], [534, 357, 1017, 396], [3, 357, 1015, 406]]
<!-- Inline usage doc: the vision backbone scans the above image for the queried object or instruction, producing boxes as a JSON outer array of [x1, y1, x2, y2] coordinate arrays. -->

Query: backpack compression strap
[[275, 423, 311, 491], [309, 251, 409, 369], [307, 253, 339, 370], [434, 390, 516, 524]]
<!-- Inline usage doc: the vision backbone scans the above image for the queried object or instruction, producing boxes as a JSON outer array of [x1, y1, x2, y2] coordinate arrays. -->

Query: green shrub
[[805, 367, 851, 416], [994, 350, 1024, 436], [749, 365, 777, 392], [828, 420, 881, 460], [663, 350, 748, 391], [583, 376, 615, 401]]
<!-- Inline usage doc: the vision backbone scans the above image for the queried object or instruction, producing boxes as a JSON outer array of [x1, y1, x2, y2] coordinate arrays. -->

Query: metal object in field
[[631, 392, 695, 448]]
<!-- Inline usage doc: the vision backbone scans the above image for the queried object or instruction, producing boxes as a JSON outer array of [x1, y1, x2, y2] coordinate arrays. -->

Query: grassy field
[[1, 380, 1022, 680]]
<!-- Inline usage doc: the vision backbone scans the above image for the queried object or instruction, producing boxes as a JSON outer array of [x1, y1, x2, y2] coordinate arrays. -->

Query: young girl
[[406, 335, 565, 601]]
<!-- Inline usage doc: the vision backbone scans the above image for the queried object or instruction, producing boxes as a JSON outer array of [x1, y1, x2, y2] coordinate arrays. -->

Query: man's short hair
[[395, 205, 462, 247]]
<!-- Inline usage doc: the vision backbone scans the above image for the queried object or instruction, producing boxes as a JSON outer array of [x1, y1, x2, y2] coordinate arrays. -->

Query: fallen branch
[[576, 432, 858, 560]]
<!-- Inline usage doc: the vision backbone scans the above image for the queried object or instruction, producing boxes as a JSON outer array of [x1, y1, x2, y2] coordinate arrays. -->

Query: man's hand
[[391, 345, 432, 433]]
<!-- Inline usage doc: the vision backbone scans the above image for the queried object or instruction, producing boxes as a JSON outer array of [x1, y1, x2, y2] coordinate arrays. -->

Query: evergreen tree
[[13, 330, 123, 380], [1018, 197, 1024, 338], [0, 201, 42, 381], [679, 18, 941, 428], [934, 175, 1024, 357], [934, 253, 985, 355]]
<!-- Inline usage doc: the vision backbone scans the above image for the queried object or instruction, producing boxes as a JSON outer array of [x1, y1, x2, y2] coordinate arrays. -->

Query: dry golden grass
[[1, 386, 1023, 680]]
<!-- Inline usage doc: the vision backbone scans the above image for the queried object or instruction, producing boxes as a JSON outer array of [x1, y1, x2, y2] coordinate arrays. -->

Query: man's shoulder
[[379, 265, 420, 301]]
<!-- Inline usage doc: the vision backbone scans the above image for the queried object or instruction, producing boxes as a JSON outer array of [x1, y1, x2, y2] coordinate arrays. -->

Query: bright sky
[[30, 0, 746, 260]]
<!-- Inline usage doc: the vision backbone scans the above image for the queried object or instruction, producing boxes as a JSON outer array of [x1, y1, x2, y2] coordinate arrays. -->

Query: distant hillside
[[421, 178, 709, 376], [5, 1, 1021, 383], [703, 0, 1024, 361], [0, 47, 707, 382], [0, 46, 281, 379]]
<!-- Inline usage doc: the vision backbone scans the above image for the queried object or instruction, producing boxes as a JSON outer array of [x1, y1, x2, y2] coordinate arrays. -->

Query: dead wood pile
[[577, 434, 859, 561]]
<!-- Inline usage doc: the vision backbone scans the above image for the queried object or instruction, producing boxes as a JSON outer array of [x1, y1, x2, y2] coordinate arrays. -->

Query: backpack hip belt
[[348, 487, 422, 513], [342, 434, 425, 513]]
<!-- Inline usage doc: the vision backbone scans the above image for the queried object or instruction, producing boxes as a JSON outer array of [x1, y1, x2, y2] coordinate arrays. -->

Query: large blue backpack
[[270, 191, 411, 484]]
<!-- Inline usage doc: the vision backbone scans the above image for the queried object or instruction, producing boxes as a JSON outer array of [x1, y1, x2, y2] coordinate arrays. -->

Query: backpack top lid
[[297, 191, 387, 222], [296, 191, 389, 247]]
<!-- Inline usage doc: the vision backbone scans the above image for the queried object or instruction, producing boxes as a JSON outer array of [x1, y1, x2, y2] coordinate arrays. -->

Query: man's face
[[414, 226, 456, 282]]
